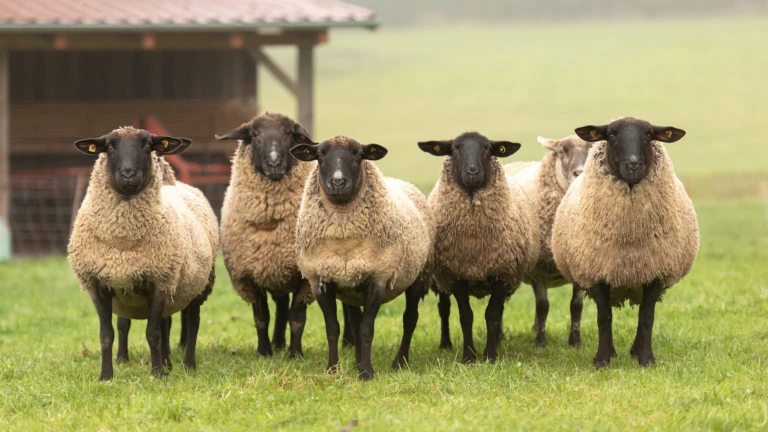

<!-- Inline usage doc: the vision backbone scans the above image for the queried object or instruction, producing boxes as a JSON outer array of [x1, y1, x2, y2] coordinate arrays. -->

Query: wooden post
[[0, 50, 10, 260], [297, 42, 315, 136]]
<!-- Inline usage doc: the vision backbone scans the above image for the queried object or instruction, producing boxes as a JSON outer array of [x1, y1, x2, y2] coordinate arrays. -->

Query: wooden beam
[[297, 42, 314, 136], [0, 50, 9, 259], [248, 49, 298, 98]]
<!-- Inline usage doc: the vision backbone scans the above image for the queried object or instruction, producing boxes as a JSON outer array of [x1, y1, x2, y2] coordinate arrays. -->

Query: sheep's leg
[[342, 304, 355, 348], [161, 316, 172, 371], [251, 289, 273, 357], [89, 284, 115, 381], [438, 293, 452, 349], [631, 280, 663, 367], [179, 309, 188, 348], [393, 280, 424, 370], [569, 284, 585, 348], [483, 280, 507, 362], [593, 283, 615, 368], [288, 292, 308, 359], [183, 296, 202, 371], [345, 304, 363, 368], [145, 285, 168, 378], [358, 280, 385, 380], [452, 280, 476, 363], [271, 293, 289, 350], [116, 317, 131, 364], [532, 280, 549, 347], [314, 282, 341, 373]]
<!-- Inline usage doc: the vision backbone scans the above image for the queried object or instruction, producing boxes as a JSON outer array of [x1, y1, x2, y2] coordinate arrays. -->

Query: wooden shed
[[0, 0, 378, 257]]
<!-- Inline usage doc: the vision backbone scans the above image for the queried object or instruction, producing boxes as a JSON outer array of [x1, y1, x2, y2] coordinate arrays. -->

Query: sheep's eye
[[106, 142, 114, 150]]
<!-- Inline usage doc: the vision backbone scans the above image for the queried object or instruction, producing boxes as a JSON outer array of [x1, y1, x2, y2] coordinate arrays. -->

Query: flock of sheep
[[66, 113, 699, 381]]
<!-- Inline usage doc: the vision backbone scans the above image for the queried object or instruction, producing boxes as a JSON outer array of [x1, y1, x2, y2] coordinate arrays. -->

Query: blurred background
[[0, 0, 766, 258]]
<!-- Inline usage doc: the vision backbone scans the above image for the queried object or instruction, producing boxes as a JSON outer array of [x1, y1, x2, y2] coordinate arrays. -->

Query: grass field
[[2, 16, 768, 431]]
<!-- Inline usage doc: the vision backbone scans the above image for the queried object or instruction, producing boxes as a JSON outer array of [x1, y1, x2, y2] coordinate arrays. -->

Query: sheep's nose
[[266, 158, 282, 167], [466, 166, 479, 176], [573, 167, 584, 177], [120, 168, 136, 180], [624, 156, 642, 173], [331, 177, 346, 188]]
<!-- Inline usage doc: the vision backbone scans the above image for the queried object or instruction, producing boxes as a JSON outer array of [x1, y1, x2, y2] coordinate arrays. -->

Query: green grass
[[3, 16, 768, 430]]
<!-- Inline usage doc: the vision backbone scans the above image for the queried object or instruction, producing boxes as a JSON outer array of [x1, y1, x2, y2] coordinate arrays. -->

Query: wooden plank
[[249, 49, 297, 98], [297, 43, 314, 136], [0, 50, 9, 258]]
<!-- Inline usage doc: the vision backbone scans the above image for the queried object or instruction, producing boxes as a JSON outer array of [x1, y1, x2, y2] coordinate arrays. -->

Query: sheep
[[551, 117, 699, 368], [214, 113, 320, 358], [418, 132, 539, 363], [68, 127, 218, 380], [504, 135, 594, 348], [290, 136, 434, 380]]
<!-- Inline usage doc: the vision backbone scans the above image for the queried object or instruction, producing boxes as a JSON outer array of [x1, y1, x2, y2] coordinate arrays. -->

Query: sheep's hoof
[[325, 363, 340, 374], [482, 351, 497, 363], [358, 368, 374, 381], [568, 332, 582, 348], [392, 355, 408, 370], [638, 351, 656, 367], [116, 355, 129, 364], [462, 350, 477, 364], [151, 367, 169, 378], [183, 361, 196, 371], [439, 339, 452, 350], [288, 349, 304, 359], [257, 345, 273, 357], [535, 334, 547, 348], [99, 372, 113, 381], [593, 355, 611, 369], [271, 338, 286, 350]]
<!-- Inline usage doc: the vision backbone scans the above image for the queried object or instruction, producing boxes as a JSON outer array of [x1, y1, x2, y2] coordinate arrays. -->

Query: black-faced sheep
[[290, 136, 434, 380], [68, 127, 218, 379], [552, 117, 699, 368], [418, 132, 539, 363]]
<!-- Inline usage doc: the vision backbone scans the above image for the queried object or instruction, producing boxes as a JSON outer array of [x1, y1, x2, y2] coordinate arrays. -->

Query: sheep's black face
[[74, 128, 190, 197], [289, 137, 387, 206], [418, 132, 520, 195], [215, 114, 312, 181], [575, 118, 685, 187]]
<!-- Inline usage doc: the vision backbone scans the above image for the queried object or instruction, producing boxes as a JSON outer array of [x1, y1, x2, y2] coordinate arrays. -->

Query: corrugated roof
[[0, 0, 377, 31]]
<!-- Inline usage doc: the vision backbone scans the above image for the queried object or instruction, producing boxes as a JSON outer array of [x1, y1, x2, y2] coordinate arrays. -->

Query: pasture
[[2, 16, 768, 430]]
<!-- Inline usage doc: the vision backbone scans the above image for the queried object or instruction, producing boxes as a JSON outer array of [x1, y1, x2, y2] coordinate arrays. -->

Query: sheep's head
[[290, 136, 387, 206], [418, 132, 520, 194], [74, 127, 190, 197], [537, 135, 594, 189], [575, 117, 685, 187], [215, 113, 312, 181]]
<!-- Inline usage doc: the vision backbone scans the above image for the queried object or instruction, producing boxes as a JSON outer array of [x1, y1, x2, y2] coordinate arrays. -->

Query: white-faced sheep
[[68, 127, 218, 379], [504, 135, 594, 347], [418, 132, 539, 363], [552, 117, 699, 368], [214, 113, 319, 358], [290, 136, 434, 380]]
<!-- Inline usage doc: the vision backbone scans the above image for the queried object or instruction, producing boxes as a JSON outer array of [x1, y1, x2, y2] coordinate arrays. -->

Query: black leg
[[452, 280, 476, 363], [161, 316, 172, 370], [593, 283, 615, 368], [314, 282, 340, 373], [251, 288, 272, 357], [179, 309, 188, 348], [532, 280, 549, 347], [89, 284, 115, 381], [483, 280, 507, 362], [271, 293, 290, 350], [438, 293, 452, 349], [183, 297, 202, 370], [569, 284, 585, 348], [288, 292, 308, 358], [393, 281, 423, 369], [145, 284, 168, 378], [632, 280, 663, 367], [345, 304, 363, 368], [116, 317, 130, 364], [342, 304, 355, 348], [358, 280, 385, 380]]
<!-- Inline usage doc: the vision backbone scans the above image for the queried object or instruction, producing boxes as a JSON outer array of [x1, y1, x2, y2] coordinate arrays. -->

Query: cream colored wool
[[158, 157, 176, 185], [296, 159, 434, 306], [552, 141, 699, 305], [220, 142, 315, 303], [68, 153, 219, 319], [429, 157, 539, 296]]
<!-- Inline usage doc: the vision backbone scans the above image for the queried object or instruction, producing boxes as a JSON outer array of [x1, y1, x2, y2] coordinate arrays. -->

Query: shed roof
[[0, 0, 378, 32]]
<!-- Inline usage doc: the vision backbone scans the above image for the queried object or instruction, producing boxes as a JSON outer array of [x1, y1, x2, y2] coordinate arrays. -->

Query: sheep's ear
[[150, 135, 188, 155], [290, 144, 319, 162], [651, 125, 686, 143], [74, 136, 107, 156], [537, 136, 560, 151], [362, 144, 388, 161], [418, 140, 452, 156], [490, 141, 521, 158], [215, 123, 251, 143], [575, 125, 608, 142], [292, 122, 314, 145]]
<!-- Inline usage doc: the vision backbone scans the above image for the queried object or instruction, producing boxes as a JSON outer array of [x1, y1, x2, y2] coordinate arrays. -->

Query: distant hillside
[[350, 0, 768, 25]]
